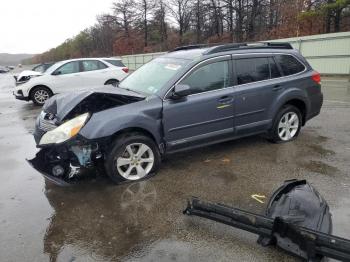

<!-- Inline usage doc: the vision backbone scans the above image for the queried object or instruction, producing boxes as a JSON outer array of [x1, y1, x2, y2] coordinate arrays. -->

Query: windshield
[[119, 57, 190, 95]]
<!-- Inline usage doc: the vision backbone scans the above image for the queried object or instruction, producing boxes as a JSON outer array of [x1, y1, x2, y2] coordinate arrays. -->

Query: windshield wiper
[[119, 86, 147, 96]]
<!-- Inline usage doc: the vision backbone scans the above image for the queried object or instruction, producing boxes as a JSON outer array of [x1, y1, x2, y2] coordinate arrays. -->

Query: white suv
[[14, 58, 129, 105]]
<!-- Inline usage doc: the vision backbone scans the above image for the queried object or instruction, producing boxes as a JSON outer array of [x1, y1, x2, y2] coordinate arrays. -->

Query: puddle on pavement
[[300, 160, 339, 175]]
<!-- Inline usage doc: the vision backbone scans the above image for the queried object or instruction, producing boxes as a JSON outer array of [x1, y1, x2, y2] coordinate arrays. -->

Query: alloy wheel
[[278, 112, 300, 141], [34, 89, 50, 104], [115, 143, 154, 180]]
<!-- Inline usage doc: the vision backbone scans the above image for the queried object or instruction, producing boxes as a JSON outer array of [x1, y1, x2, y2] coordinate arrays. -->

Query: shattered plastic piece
[[68, 164, 80, 179], [251, 194, 266, 204], [184, 180, 350, 261]]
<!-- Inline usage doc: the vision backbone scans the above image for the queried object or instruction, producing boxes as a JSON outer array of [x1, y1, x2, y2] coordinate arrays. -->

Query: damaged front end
[[28, 88, 145, 185], [28, 136, 103, 186]]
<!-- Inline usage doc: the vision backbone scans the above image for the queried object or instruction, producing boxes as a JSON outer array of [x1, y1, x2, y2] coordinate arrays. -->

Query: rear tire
[[30, 86, 52, 106], [104, 133, 161, 184], [269, 105, 302, 143]]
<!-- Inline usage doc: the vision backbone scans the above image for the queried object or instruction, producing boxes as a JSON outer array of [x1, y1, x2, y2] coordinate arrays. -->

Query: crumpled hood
[[17, 70, 42, 80], [43, 86, 145, 121]]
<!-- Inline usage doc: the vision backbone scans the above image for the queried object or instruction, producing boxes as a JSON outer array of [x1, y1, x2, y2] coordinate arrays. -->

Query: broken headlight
[[39, 113, 89, 145]]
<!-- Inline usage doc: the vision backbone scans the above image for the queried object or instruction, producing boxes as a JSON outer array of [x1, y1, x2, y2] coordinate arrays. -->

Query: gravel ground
[[0, 73, 349, 262]]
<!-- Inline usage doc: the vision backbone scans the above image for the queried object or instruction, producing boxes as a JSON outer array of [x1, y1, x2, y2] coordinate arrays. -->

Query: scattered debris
[[251, 194, 266, 204], [184, 179, 350, 261]]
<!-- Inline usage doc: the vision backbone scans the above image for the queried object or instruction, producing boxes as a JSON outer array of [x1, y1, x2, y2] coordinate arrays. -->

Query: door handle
[[218, 96, 233, 104], [272, 85, 282, 91]]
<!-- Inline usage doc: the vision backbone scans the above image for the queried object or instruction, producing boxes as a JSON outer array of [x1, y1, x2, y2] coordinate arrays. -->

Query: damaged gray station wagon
[[29, 42, 323, 185]]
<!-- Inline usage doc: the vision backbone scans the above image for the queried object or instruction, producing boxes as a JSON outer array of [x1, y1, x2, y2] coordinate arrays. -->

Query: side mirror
[[52, 70, 61, 76], [171, 84, 191, 99]]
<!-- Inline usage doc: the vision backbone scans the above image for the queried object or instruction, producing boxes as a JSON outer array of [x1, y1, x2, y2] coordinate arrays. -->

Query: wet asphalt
[[0, 74, 349, 262]]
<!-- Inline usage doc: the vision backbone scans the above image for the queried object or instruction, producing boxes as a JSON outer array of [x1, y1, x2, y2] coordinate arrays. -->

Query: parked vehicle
[[14, 58, 129, 105], [0, 66, 10, 73], [32, 62, 55, 73], [15, 62, 55, 82], [29, 42, 323, 185]]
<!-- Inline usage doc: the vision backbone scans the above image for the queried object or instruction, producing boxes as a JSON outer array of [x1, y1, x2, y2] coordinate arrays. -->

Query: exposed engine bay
[[63, 92, 144, 121]]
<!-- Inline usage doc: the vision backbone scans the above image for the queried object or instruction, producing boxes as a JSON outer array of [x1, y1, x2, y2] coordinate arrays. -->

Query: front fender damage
[[28, 137, 105, 185]]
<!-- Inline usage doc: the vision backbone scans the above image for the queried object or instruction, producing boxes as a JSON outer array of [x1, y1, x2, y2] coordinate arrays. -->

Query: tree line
[[27, 0, 350, 64]]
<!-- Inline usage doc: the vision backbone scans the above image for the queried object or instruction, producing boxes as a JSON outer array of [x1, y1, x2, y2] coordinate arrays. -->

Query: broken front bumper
[[28, 137, 103, 186]]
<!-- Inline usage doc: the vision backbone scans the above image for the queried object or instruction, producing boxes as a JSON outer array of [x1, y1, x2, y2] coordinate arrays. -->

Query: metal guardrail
[[121, 32, 350, 75]]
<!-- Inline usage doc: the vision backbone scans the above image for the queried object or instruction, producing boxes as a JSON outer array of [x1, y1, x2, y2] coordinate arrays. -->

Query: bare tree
[[136, 0, 155, 47], [154, 0, 168, 47], [112, 0, 135, 37], [167, 0, 193, 44], [222, 0, 235, 41]]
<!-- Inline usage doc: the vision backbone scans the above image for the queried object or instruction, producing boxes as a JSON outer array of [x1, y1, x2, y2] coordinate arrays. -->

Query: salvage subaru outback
[[29, 42, 323, 185]]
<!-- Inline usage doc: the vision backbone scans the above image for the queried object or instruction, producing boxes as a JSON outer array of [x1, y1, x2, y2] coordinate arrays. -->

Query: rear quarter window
[[105, 60, 126, 67], [275, 55, 305, 76]]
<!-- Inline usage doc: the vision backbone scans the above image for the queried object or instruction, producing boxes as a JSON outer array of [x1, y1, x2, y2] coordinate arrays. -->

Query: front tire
[[30, 86, 52, 106], [269, 105, 302, 143], [104, 133, 161, 184]]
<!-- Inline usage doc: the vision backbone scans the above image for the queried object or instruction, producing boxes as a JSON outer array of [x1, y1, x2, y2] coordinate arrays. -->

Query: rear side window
[[275, 55, 305, 76], [180, 60, 229, 95], [236, 58, 270, 85], [81, 60, 107, 72], [105, 59, 125, 67], [269, 57, 281, 78]]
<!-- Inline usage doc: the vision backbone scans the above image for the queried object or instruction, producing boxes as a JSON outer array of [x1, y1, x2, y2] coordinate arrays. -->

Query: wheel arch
[[283, 99, 307, 125], [29, 85, 53, 98], [270, 88, 310, 127], [104, 79, 119, 85], [108, 127, 163, 154], [112, 127, 156, 141]]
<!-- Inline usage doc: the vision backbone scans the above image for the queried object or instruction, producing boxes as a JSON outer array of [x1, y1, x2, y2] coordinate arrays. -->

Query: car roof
[[163, 42, 300, 61], [58, 57, 122, 63]]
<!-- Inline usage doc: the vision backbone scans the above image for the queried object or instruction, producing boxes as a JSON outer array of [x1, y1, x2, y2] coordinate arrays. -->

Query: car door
[[233, 55, 282, 135], [80, 60, 109, 88], [51, 61, 82, 93], [162, 56, 235, 152]]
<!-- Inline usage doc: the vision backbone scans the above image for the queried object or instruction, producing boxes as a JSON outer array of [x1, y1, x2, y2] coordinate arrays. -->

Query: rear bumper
[[306, 92, 323, 122]]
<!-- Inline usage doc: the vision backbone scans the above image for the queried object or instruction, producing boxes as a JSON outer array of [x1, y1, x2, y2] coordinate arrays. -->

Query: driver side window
[[180, 60, 229, 95], [56, 61, 80, 75]]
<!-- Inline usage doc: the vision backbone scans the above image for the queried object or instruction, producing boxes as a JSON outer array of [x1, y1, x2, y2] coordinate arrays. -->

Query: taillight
[[122, 67, 129, 73], [311, 71, 321, 84]]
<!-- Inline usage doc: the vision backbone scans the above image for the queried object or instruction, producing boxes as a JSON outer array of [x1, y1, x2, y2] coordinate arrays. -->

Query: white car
[[15, 62, 55, 82], [14, 58, 129, 105]]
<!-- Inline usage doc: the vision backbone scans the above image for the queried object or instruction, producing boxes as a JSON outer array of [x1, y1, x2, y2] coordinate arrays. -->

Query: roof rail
[[204, 42, 293, 55], [171, 44, 209, 52]]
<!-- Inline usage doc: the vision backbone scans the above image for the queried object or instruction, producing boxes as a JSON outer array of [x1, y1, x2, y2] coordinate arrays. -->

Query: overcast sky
[[0, 0, 115, 54]]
